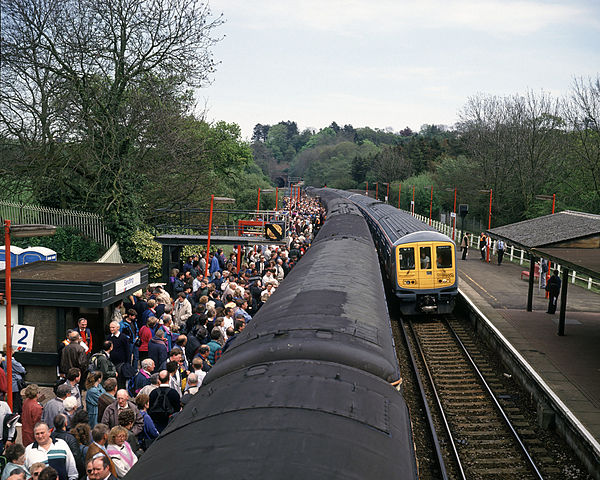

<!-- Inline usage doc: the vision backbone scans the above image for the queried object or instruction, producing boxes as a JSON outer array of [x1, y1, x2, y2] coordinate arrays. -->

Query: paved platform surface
[[457, 253, 600, 446]]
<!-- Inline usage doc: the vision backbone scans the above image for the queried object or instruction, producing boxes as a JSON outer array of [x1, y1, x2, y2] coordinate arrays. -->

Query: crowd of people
[[0, 195, 325, 480]]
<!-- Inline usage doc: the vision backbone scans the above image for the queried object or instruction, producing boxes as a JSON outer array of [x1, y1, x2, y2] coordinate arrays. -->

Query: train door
[[434, 243, 455, 285], [396, 246, 418, 288], [417, 244, 434, 289]]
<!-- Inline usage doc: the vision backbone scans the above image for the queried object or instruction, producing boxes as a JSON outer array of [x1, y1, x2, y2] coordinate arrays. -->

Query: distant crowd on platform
[[0, 195, 325, 480]]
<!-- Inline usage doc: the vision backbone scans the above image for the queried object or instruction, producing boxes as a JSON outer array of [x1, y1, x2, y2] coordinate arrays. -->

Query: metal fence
[[412, 212, 600, 291], [0, 200, 112, 249]]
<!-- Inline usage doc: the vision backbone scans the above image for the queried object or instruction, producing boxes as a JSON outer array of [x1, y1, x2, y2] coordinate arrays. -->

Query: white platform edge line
[[458, 287, 600, 456]]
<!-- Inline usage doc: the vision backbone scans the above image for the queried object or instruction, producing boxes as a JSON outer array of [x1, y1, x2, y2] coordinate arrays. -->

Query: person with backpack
[[91, 342, 117, 381], [147, 370, 180, 433]]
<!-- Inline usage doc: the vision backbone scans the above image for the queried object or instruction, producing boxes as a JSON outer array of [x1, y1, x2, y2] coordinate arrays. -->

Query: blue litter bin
[[0, 246, 25, 269], [20, 247, 57, 265]]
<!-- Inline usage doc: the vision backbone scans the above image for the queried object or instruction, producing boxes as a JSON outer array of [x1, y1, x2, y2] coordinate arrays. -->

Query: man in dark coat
[[52, 413, 84, 476], [148, 330, 169, 369], [546, 269, 561, 314], [60, 332, 88, 376]]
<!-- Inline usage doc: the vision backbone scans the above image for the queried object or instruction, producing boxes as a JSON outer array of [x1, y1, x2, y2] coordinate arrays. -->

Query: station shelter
[[487, 210, 600, 335], [0, 261, 147, 384]]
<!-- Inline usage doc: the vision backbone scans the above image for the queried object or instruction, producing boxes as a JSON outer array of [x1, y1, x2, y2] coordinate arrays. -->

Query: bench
[[521, 263, 540, 281]]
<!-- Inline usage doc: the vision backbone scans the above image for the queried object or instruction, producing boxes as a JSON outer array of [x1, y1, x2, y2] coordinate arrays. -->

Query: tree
[[562, 76, 600, 211], [371, 145, 412, 183], [0, 0, 223, 244]]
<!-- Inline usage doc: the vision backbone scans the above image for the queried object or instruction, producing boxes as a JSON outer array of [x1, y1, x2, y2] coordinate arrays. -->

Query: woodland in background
[[252, 77, 600, 227], [1, 0, 598, 262]]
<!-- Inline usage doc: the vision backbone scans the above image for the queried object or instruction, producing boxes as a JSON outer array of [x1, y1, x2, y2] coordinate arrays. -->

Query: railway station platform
[[457, 254, 600, 452]]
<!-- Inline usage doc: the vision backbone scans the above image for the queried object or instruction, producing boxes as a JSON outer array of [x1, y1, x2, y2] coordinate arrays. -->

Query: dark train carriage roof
[[127, 361, 418, 480], [346, 193, 441, 241], [205, 232, 400, 383]]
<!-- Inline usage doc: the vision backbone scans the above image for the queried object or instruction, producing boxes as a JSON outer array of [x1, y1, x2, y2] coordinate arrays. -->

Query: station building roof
[[0, 261, 148, 307], [487, 210, 600, 250], [487, 210, 600, 279]]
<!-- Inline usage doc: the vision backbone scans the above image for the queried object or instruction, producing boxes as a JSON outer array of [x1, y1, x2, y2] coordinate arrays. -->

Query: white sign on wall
[[12, 325, 35, 352], [115, 272, 142, 295]]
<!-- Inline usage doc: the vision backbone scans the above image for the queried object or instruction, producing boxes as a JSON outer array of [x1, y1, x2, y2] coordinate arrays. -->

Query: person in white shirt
[[24, 423, 78, 480]]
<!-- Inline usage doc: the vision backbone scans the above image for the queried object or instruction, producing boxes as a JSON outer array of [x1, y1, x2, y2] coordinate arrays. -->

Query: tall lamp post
[[411, 185, 415, 214], [397, 183, 402, 209], [375, 182, 379, 201], [3, 222, 56, 409], [366, 181, 369, 196], [445, 187, 457, 241], [425, 186, 433, 225], [384, 182, 390, 203], [479, 189, 493, 262], [205, 196, 235, 278]]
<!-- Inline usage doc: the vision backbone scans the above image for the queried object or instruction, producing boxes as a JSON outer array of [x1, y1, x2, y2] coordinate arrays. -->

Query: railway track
[[401, 315, 545, 480]]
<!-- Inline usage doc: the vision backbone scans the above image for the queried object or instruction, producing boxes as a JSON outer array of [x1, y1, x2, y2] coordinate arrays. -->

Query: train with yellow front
[[313, 188, 458, 315]]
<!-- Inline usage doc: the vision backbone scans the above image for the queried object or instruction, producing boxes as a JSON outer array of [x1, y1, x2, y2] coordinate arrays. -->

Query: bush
[[124, 230, 162, 281], [11, 226, 105, 261]]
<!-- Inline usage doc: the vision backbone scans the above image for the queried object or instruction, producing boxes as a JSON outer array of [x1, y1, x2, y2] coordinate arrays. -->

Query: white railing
[[411, 212, 600, 291], [96, 242, 123, 263], [0, 200, 112, 248]]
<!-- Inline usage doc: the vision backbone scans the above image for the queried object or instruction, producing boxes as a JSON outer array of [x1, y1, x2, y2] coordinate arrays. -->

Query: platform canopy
[[486, 210, 600, 335], [487, 210, 600, 279]]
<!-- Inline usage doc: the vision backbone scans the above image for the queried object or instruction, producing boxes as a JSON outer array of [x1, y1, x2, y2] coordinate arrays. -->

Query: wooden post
[[527, 254, 536, 312], [558, 268, 569, 336]]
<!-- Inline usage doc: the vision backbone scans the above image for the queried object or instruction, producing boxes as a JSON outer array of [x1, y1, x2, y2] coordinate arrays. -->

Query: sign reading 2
[[12, 325, 35, 352]]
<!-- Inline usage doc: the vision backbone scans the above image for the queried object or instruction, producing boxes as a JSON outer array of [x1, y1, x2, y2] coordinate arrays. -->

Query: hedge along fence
[[0, 200, 112, 249], [412, 212, 600, 292]]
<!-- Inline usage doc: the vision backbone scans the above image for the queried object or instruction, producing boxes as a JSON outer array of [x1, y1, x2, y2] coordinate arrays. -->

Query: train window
[[436, 245, 453, 268], [398, 248, 415, 270], [419, 247, 431, 269]]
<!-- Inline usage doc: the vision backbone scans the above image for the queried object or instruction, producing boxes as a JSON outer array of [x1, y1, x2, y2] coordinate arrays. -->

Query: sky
[[199, 0, 600, 139]]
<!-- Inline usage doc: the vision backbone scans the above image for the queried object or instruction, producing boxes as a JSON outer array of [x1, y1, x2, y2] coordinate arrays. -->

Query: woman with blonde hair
[[106, 425, 137, 478], [20, 384, 42, 446]]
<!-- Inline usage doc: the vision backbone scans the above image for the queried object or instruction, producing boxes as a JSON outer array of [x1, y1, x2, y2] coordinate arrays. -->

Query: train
[[311, 187, 458, 315], [127, 194, 419, 479]]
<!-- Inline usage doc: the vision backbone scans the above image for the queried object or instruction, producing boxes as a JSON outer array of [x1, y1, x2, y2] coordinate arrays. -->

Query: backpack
[[52, 377, 67, 395], [148, 388, 175, 417], [2, 413, 20, 443], [88, 352, 103, 373]]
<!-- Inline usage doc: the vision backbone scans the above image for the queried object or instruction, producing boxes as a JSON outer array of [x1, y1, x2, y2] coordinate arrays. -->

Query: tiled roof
[[488, 210, 600, 249]]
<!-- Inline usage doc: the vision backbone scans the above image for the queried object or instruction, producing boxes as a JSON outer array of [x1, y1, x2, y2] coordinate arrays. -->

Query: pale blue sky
[[200, 0, 600, 139]]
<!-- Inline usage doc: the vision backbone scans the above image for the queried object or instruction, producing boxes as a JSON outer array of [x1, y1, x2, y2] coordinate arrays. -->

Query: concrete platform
[[457, 254, 600, 452]]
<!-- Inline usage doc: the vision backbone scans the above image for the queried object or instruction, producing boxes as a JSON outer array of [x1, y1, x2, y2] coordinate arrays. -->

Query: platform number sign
[[12, 325, 35, 352]]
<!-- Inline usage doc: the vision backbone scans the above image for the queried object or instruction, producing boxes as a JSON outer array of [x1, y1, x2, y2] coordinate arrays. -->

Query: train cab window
[[419, 247, 431, 269], [398, 247, 415, 270], [436, 245, 453, 268]]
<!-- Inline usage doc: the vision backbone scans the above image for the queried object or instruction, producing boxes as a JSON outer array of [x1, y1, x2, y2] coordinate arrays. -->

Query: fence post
[[520, 249, 524, 266], [572, 270, 576, 284], [588, 277, 593, 290], [510, 245, 514, 261]]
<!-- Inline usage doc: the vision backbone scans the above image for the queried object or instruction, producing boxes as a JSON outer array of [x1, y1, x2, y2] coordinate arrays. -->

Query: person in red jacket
[[138, 317, 158, 362], [21, 384, 43, 446]]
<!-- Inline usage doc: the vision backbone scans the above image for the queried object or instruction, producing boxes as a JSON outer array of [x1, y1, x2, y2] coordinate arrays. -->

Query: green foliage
[[122, 230, 163, 282], [10, 227, 105, 262]]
